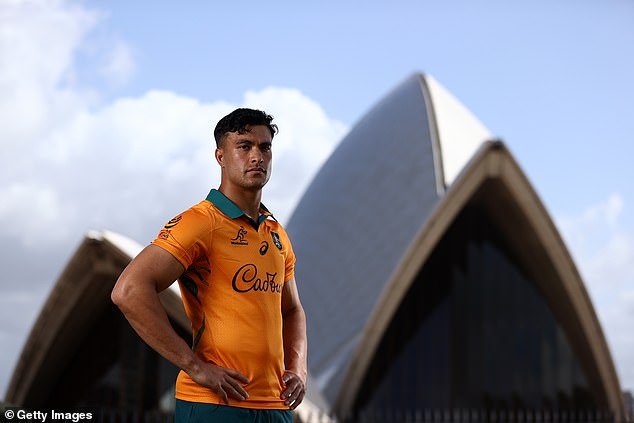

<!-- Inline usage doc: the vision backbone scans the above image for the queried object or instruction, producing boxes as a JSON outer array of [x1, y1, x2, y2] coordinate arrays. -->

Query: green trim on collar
[[206, 189, 243, 219], [205, 189, 274, 226]]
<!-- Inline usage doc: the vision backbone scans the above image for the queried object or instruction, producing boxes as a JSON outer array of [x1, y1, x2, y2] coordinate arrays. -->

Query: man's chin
[[242, 180, 269, 191]]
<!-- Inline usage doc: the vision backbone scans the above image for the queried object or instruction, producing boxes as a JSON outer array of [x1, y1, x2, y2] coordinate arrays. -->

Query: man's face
[[216, 124, 273, 191]]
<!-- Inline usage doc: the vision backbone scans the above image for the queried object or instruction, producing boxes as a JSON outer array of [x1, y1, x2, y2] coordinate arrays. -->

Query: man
[[111, 108, 307, 423]]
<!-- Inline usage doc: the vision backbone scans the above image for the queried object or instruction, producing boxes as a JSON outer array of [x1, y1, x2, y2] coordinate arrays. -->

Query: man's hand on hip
[[281, 370, 305, 409], [189, 361, 251, 404]]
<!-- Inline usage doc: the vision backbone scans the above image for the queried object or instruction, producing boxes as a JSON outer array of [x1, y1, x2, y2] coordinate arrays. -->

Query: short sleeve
[[279, 228, 296, 283], [151, 204, 211, 270]]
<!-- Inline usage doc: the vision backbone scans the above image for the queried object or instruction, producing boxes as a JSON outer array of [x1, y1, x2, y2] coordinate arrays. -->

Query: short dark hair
[[213, 108, 278, 147]]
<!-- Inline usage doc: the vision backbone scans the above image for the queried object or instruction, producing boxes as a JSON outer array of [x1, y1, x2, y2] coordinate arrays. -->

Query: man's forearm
[[283, 306, 308, 380]]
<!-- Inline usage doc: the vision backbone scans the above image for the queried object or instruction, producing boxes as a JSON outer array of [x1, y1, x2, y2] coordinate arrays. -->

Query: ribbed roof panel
[[286, 73, 444, 401]]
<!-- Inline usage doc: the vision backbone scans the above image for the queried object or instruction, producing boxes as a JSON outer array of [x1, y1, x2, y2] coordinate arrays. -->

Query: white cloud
[[0, 182, 72, 247], [0, 1, 347, 248], [556, 194, 634, 391], [0, 287, 49, 397], [557, 194, 633, 291], [9, 87, 345, 247], [100, 40, 136, 85], [0, 0, 98, 144], [603, 291, 634, 394]]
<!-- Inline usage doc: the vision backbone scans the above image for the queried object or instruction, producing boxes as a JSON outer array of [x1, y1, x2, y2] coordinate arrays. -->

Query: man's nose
[[250, 149, 264, 163]]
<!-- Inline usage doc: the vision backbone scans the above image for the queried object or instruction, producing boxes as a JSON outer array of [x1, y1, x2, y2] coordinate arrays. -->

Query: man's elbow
[[283, 304, 306, 322], [111, 275, 131, 309]]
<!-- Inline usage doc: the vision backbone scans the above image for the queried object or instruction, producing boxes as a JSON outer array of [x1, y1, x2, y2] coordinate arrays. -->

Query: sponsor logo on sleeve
[[158, 215, 182, 240], [164, 215, 182, 229]]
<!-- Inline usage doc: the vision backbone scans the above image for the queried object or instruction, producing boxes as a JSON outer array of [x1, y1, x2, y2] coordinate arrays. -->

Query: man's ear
[[215, 148, 224, 167]]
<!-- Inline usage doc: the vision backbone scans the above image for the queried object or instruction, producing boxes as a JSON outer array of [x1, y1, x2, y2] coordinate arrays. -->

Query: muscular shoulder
[[157, 201, 214, 241], [152, 200, 216, 268]]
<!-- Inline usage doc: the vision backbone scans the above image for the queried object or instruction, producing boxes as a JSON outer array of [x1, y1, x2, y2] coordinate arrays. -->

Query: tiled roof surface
[[286, 73, 443, 403]]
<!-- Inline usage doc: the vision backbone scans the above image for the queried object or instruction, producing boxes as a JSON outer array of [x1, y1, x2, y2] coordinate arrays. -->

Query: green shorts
[[174, 400, 293, 423]]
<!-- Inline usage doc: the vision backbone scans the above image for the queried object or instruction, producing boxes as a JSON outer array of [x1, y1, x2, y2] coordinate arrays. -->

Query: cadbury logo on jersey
[[232, 264, 282, 294]]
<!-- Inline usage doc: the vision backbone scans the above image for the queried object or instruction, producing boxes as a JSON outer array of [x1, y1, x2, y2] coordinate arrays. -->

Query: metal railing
[[295, 408, 623, 423]]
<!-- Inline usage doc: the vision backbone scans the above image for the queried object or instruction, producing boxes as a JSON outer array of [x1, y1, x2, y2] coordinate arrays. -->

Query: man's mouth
[[247, 168, 266, 174]]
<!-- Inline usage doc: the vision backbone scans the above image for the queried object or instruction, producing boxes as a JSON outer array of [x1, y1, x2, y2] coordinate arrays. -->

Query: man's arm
[[111, 244, 250, 404], [280, 276, 308, 409]]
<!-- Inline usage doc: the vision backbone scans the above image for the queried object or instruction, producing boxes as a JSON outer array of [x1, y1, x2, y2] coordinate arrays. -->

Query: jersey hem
[[174, 393, 290, 410]]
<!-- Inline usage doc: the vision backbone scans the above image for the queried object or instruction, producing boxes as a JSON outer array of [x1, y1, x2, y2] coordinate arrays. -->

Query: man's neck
[[217, 185, 262, 220]]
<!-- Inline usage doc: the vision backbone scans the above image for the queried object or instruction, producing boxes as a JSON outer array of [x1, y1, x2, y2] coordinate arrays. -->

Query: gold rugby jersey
[[152, 189, 296, 409]]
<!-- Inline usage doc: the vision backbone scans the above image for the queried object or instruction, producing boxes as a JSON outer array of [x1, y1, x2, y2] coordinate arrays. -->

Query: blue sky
[[81, 0, 634, 213], [1, 0, 633, 398]]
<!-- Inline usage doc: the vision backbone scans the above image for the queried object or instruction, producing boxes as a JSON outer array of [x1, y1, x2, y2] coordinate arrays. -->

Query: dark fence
[[0, 406, 173, 423], [1, 405, 627, 423], [296, 408, 624, 423], [87, 408, 172, 423]]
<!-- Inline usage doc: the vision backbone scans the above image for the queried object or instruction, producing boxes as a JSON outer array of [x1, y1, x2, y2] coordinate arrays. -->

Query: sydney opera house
[[4, 73, 629, 422]]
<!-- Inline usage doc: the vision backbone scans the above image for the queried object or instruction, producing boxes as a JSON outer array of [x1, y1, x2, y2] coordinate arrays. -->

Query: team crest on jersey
[[231, 226, 249, 245], [271, 231, 282, 250]]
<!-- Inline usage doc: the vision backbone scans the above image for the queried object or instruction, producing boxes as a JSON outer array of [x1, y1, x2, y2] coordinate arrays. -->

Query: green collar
[[205, 189, 273, 226]]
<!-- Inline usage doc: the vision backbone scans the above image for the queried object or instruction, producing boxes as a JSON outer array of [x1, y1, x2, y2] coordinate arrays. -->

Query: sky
[[1, 0, 633, 400]]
